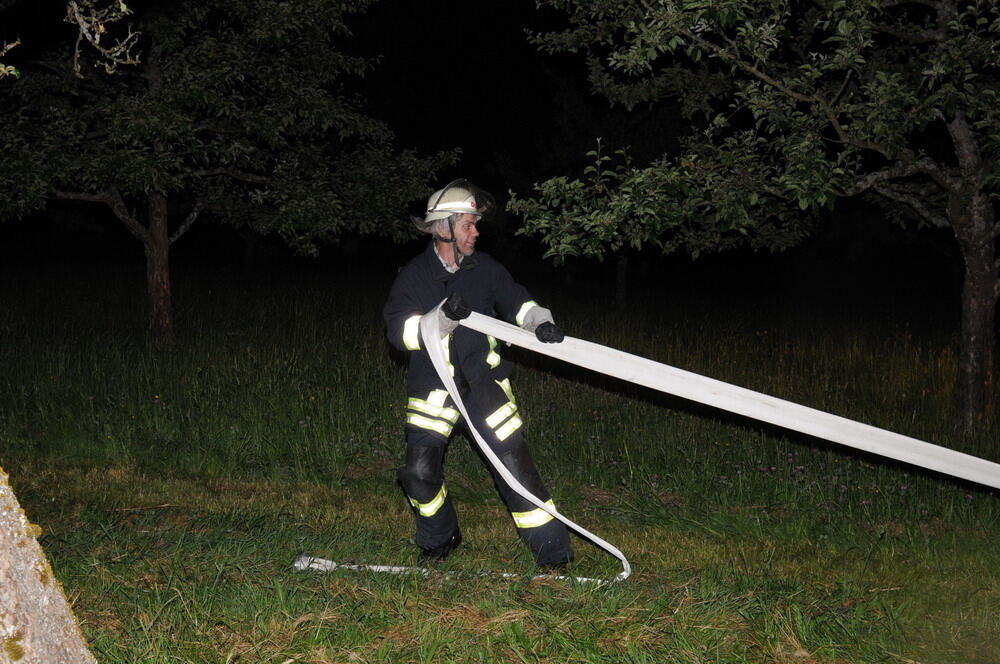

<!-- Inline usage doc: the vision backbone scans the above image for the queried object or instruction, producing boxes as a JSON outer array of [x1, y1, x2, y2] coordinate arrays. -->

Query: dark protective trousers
[[396, 376, 572, 567]]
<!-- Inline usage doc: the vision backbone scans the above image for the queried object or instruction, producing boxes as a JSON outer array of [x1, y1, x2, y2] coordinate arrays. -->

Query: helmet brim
[[414, 179, 495, 232]]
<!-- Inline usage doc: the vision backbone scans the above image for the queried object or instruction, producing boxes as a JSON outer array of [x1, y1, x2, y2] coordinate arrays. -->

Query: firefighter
[[383, 179, 573, 569]]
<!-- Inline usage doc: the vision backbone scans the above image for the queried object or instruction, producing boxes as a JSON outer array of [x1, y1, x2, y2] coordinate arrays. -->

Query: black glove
[[442, 293, 471, 321], [535, 321, 564, 343]]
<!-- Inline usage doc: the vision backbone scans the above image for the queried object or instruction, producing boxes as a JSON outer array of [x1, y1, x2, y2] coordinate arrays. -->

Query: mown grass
[[1, 261, 998, 663]]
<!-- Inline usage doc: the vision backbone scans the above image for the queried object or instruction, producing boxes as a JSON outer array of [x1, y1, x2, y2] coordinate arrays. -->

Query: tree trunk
[[952, 192, 996, 431], [145, 191, 175, 348], [0, 467, 97, 664]]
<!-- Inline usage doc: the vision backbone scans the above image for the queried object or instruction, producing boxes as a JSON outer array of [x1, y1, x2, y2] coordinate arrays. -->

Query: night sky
[[348, 0, 682, 191]]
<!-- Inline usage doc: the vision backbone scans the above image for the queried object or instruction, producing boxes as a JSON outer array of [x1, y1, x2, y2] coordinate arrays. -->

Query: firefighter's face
[[452, 213, 480, 255]]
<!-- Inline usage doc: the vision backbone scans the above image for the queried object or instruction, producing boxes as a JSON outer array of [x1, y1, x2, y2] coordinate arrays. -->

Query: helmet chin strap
[[434, 217, 466, 265]]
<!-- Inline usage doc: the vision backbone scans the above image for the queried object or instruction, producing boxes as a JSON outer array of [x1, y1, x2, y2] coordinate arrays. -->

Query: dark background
[[0, 0, 961, 329]]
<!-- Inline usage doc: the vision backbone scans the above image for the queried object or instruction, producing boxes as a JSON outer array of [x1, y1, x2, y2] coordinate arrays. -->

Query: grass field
[[1, 259, 997, 663]]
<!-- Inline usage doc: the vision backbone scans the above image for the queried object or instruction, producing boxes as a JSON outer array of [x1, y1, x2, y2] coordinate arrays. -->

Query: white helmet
[[414, 179, 495, 233]]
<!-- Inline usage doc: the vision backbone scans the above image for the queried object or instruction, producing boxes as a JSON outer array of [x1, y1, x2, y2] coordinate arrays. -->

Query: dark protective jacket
[[383, 242, 538, 397]]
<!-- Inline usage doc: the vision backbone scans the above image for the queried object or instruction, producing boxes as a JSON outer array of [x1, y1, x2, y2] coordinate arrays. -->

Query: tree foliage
[[513, 0, 999, 429], [1, 0, 454, 343], [3, 0, 449, 249], [0, 39, 18, 79], [514, 0, 998, 260], [509, 137, 814, 260]]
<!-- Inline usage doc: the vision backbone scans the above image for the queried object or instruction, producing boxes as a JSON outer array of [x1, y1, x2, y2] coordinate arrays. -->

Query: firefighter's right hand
[[535, 321, 564, 343], [442, 293, 471, 321]]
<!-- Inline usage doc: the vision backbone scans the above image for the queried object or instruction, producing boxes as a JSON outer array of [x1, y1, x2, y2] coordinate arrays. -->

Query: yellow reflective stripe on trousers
[[406, 413, 453, 437], [485, 402, 517, 428], [511, 499, 556, 529], [495, 415, 523, 441], [495, 378, 516, 404], [486, 335, 501, 368], [515, 301, 538, 327], [409, 484, 448, 517], [408, 397, 460, 423], [489, 379, 521, 441], [403, 315, 422, 351], [426, 389, 449, 407]]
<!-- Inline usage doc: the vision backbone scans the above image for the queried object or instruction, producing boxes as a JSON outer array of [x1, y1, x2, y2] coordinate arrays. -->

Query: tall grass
[[2, 266, 404, 478], [1, 261, 997, 663]]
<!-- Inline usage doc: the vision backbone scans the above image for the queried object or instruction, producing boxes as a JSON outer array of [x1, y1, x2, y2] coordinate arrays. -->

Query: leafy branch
[[1, 39, 21, 79]]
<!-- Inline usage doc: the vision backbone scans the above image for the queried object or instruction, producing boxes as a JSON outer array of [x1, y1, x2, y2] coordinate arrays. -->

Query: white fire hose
[[459, 310, 1000, 492], [421, 305, 631, 583], [296, 304, 1000, 584]]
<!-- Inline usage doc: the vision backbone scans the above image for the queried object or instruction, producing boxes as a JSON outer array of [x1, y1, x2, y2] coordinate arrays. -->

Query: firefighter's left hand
[[437, 294, 469, 338], [535, 322, 564, 343], [443, 293, 471, 321]]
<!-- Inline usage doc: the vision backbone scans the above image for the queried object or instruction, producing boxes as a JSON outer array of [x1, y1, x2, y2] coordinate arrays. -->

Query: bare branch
[[830, 68, 853, 108], [872, 24, 944, 44], [682, 27, 894, 158], [842, 157, 958, 198], [106, 186, 147, 240], [947, 111, 984, 182], [688, 29, 816, 104], [190, 168, 270, 185], [53, 187, 148, 241], [169, 201, 203, 245], [872, 183, 949, 227], [65, 0, 141, 78], [51, 189, 109, 204], [882, 0, 942, 8]]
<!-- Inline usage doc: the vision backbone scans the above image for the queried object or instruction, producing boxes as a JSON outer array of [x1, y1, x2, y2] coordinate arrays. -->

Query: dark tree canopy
[[512, 0, 999, 430], [1, 0, 454, 342]]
